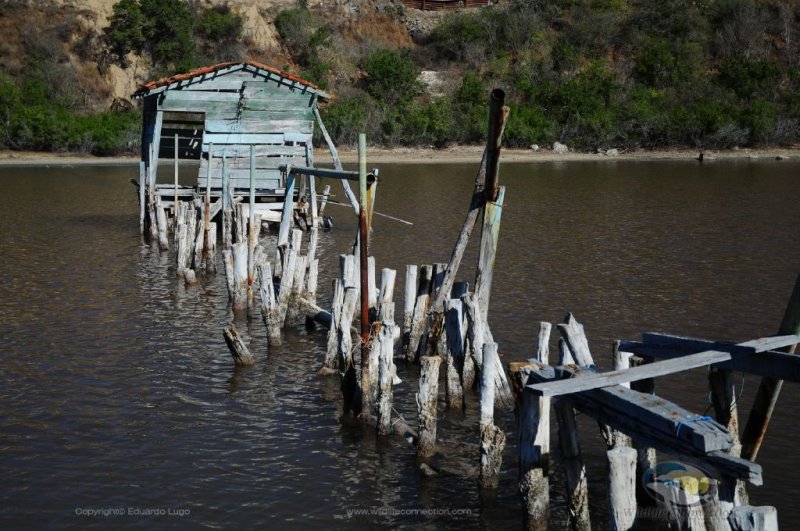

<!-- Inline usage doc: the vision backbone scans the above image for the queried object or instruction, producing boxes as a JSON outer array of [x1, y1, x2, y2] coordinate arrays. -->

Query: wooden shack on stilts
[[131, 61, 355, 239]]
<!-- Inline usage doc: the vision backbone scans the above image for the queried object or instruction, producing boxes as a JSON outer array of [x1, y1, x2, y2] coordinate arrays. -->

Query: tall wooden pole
[[741, 272, 800, 460], [421, 89, 509, 357], [173, 133, 179, 217], [358, 133, 370, 409], [248, 145, 256, 292]]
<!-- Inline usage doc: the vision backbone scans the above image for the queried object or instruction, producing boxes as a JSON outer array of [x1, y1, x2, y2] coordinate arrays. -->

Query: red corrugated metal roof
[[132, 61, 329, 98]]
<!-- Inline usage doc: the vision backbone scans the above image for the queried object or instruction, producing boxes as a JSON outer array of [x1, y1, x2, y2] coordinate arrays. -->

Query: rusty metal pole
[[484, 88, 505, 203], [741, 272, 800, 460], [358, 134, 370, 408]]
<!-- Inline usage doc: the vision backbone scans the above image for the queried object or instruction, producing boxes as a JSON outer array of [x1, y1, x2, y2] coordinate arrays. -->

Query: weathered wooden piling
[[258, 262, 281, 345], [378, 268, 396, 322], [417, 355, 442, 458], [607, 446, 637, 531], [417, 91, 510, 361], [139, 161, 146, 235], [463, 294, 514, 407], [474, 186, 505, 322], [402, 264, 418, 358], [514, 365, 550, 530], [376, 324, 395, 436], [223, 326, 255, 366], [555, 399, 591, 531], [276, 229, 302, 325], [407, 264, 433, 362], [479, 342, 505, 489], [444, 298, 465, 409], [155, 197, 169, 250], [224, 242, 248, 310]]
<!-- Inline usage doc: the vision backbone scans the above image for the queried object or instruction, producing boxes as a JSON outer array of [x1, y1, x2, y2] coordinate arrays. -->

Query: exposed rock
[[553, 142, 568, 154], [605, 148, 619, 157], [530, 144, 540, 152], [419, 463, 438, 477]]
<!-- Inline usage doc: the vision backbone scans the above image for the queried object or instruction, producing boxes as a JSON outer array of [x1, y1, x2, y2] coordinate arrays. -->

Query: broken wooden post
[[224, 242, 248, 310], [479, 342, 505, 489], [258, 262, 281, 345], [474, 186, 505, 322], [741, 272, 800, 460], [444, 298, 465, 409], [318, 184, 331, 221], [378, 268, 396, 322], [402, 265, 418, 358], [728, 506, 778, 531], [277, 229, 302, 326], [223, 326, 255, 367], [555, 399, 591, 531], [515, 365, 549, 531], [607, 446, 637, 531], [602, 341, 633, 450], [629, 354, 657, 507], [277, 170, 295, 250], [704, 479, 734, 531], [710, 365, 747, 504], [419, 91, 510, 360], [139, 161, 146, 235], [287, 255, 307, 324], [463, 294, 514, 408], [407, 264, 433, 362], [417, 355, 442, 458], [376, 324, 395, 436], [155, 197, 169, 251]]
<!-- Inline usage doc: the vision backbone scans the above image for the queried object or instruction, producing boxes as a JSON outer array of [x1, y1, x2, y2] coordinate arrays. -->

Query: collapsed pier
[[133, 79, 798, 530]]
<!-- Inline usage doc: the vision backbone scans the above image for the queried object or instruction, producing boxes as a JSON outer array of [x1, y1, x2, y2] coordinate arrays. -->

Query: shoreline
[[0, 146, 796, 167]]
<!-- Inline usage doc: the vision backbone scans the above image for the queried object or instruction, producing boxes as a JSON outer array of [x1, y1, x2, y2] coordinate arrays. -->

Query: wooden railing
[[402, 0, 491, 11]]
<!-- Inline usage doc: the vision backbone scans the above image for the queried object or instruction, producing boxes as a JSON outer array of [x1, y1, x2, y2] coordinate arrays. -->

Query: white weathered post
[[378, 268, 397, 322], [277, 229, 302, 326], [402, 264, 418, 357], [515, 365, 549, 531], [230, 242, 248, 310], [155, 197, 169, 251], [139, 161, 146, 235], [479, 342, 505, 489], [376, 324, 395, 436], [417, 355, 442, 458], [258, 262, 281, 345], [607, 446, 637, 531]]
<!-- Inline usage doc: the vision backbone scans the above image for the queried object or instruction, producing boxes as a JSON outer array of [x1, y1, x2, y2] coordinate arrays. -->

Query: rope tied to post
[[675, 415, 714, 438]]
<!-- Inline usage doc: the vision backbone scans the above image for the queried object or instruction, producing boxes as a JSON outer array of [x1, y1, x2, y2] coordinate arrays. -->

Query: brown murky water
[[0, 159, 798, 529]]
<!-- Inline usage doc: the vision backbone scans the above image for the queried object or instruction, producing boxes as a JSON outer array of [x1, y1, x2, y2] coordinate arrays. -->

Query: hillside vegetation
[[1, 0, 799, 154]]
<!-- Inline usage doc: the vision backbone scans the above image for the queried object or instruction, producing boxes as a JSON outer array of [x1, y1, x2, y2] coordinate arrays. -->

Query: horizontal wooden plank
[[204, 119, 313, 135], [162, 90, 242, 104], [527, 350, 733, 397], [200, 156, 306, 172], [620, 340, 800, 384], [202, 132, 311, 145], [242, 100, 313, 112], [198, 178, 283, 190], [523, 364, 733, 455], [203, 144, 307, 158], [242, 82, 315, 99], [238, 108, 313, 121]]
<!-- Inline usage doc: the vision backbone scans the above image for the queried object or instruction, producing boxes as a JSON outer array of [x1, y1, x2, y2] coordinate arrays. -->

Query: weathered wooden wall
[[146, 65, 317, 192]]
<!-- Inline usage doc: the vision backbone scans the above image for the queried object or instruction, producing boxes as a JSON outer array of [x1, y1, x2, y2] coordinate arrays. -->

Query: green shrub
[[363, 49, 420, 104], [196, 5, 243, 43], [719, 55, 780, 99]]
